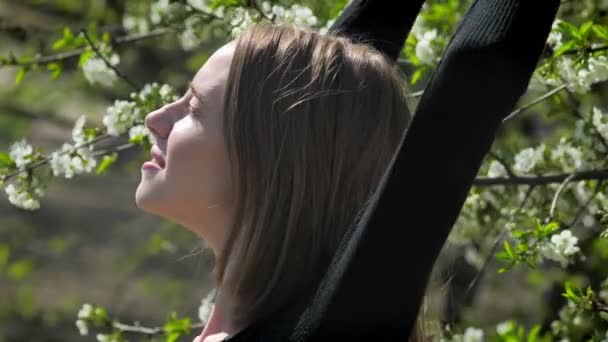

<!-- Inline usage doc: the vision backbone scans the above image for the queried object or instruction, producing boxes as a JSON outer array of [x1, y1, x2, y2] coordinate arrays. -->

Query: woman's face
[[135, 41, 236, 251]]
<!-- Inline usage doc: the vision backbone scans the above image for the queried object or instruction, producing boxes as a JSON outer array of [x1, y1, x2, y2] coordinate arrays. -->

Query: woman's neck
[[197, 288, 239, 342]]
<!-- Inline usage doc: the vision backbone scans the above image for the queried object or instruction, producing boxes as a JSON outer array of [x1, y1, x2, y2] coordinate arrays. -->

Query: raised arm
[[295, 0, 560, 340], [327, 0, 425, 61]]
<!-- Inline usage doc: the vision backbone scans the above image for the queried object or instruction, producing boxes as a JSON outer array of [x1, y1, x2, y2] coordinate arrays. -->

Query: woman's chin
[[135, 183, 160, 213]]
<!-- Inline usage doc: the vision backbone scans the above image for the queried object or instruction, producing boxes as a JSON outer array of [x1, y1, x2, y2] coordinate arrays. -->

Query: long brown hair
[[214, 23, 412, 330]]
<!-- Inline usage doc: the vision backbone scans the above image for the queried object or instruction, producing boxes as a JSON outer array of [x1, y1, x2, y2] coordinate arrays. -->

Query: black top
[[226, 0, 560, 340]]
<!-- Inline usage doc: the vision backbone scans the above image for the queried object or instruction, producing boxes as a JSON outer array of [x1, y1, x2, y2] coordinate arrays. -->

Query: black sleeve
[[294, 0, 560, 340], [327, 0, 425, 61], [225, 1, 560, 341]]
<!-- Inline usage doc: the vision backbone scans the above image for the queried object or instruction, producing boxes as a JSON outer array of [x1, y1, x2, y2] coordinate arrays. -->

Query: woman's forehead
[[191, 41, 235, 96]]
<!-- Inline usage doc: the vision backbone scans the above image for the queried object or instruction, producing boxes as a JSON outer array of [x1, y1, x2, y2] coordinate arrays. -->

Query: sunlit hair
[[214, 23, 412, 329]]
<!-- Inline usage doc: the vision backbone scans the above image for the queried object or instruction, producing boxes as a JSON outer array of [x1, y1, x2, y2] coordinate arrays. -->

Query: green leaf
[[52, 38, 66, 50], [592, 24, 608, 41], [78, 50, 93, 68], [47, 62, 62, 79], [504, 240, 514, 258], [0, 152, 14, 168], [63, 26, 74, 44], [0, 244, 10, 273], [580, 21, 594, 40], [553, 40, 577, 57], [163, 311, 191, 336], [527, 325, 540, 342], [15, 66, 27, 84], [96, 153, 118, 175], [559, 21, 581, 40], [7, 258, 35, 280], [209, 0, 240, 10], [410, 68, 426, 85]]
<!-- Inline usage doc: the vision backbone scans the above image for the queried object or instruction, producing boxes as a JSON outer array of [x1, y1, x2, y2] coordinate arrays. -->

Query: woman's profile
[[135, 0, 561, 340], [136, 24, 411, 341]]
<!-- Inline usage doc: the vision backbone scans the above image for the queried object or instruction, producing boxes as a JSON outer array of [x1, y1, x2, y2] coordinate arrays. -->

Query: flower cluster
[[513, 144, 545, 174], [103, 83, 176, 138], [593, 107, 608, 142], [5, 174, 45, 210], [415, 29, 440, 65], [9, 139, 34, 170], [50, 115, 97, 179], [82, 54, 120, 87], [227, 2, 319, 38], [76, 303, 94, 336], [5, 140, 46, 210], [486, 160, 508, 178], [442, 326, 484, 342], [550, 139, 584, 172], [540, 230, 581, 268]]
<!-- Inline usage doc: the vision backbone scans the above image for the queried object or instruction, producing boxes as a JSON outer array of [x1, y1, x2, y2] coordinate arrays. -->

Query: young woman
[[136, 0, 560, 340]]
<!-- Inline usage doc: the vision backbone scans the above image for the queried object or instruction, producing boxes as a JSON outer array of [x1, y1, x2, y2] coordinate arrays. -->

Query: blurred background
[[2, 0, 608, 341]]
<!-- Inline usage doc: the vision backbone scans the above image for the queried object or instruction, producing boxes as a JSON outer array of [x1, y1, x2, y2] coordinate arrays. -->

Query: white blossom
[[593, 107, 608, 142], [463, 327, 484, 342], [5, 183, 40, 210], [180, 16, 204, 51], [540, 230, 581, 268], [513, 145, 545, 174], [82, 54, 119, 87], [487, 160, 507, 178], [588, 55, 608, 83], [9, 139, 34, 169], [96, 334, 116, 342], [547, 19, 563, 49], [76, 319, 89, 336], [129, 124, 152, 142], [77, 303, 94, 320], [122, 15, 150, 34], [551, 139, 583, 172], [103, 100, 138, 136], [556, 55, 608, 94], [229, 7, 258, 38], [198, 288, 216, 324], [416, 29, 439, 65], [496, 321, 513, 336], [49, 143, 97, 179]]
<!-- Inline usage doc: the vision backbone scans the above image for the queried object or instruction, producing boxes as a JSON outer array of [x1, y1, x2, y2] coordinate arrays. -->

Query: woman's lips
[[150, 147, 166, 168], [142, 161, 162, 171]]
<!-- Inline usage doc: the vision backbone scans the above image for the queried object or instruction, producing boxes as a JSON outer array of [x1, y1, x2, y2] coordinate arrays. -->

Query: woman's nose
[[145, 106, 172, 141]]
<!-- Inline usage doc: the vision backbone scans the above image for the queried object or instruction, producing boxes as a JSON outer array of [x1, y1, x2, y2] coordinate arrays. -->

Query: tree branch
[[0, 28, 173, 68], [474, 169, 608, 187], [80, 29, 140, 90]]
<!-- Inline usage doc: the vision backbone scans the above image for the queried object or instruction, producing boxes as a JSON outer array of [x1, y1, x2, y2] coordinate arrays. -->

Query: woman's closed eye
[[187, 102, 202, 118]]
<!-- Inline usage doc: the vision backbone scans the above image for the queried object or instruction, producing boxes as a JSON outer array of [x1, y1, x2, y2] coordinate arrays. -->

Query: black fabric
[[226, 0, 560, 340]]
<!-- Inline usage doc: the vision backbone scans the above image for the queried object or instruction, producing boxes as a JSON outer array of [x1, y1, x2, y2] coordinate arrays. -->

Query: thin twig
[[565, 180, 604, 228], [549, 173, 577, 221], [112, 321, 205, 335], [248, 0, 276, 22], [406, 90, 424, 99], [81, 29, 140, 90], [503, 84, 568, 122], [465, 185, 536, 295], [488, 151, 516, 178], [182, 1, 223, 20]]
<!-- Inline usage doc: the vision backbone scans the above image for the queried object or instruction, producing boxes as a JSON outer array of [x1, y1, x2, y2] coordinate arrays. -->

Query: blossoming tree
[[3, 0, 608, 341]]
